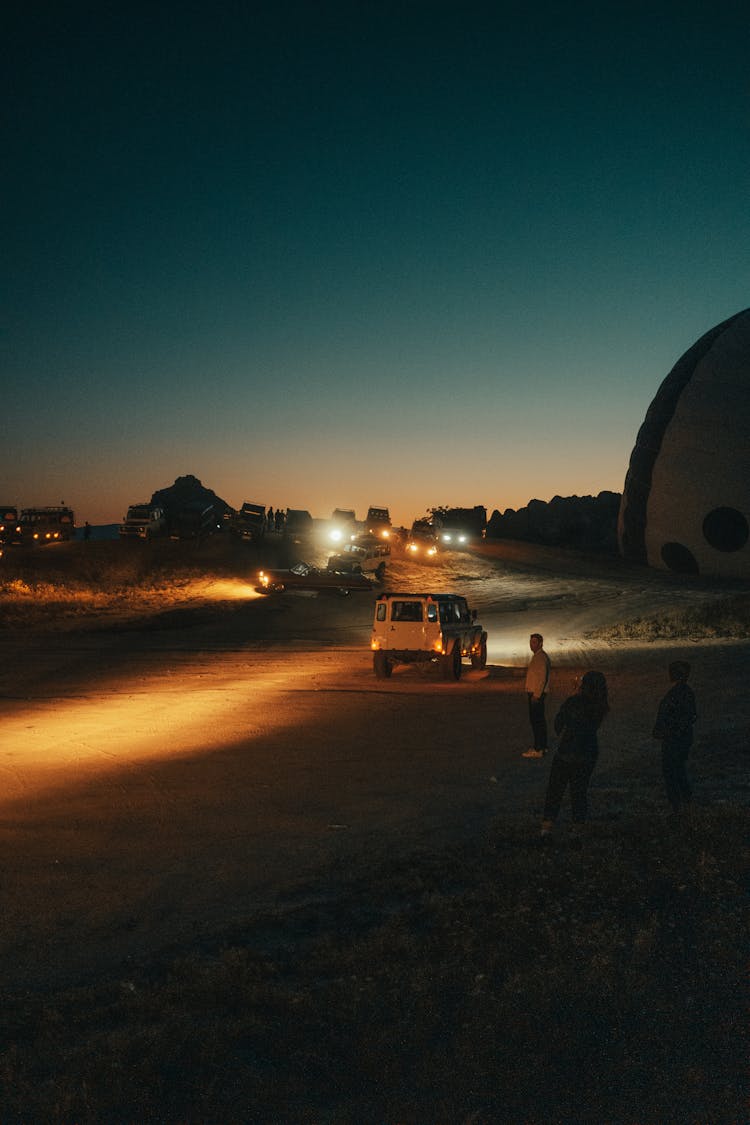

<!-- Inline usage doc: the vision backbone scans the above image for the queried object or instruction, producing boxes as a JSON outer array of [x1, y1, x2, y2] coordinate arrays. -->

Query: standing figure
[[522, 633, 551, 758], [541, 670, 609, 837], [652, 661, 697, 813]]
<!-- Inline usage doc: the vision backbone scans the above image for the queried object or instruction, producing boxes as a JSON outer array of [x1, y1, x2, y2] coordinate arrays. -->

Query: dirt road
[[1, 540, 746, 992]]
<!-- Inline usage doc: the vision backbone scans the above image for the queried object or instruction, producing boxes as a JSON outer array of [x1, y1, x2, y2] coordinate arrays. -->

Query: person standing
[[541, 670, 609, 837], [522, 633, 551, 758], [652, 661, 698, 813]]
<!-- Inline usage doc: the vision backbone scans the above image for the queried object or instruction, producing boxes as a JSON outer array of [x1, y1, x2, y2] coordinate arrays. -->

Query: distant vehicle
[[438, 528, 470, 547], [256, 560, 373, 596], [14, 506, 75, 545], [169, 502, 217, 540], [119, 503, 167, 540], [284, 509, 314, 542], [325, 508, 358, 546], [432, 506, 487, 547], [230, 501, 266, 543], [405, 519, 439, 559], [371, 591, 487, 680], [329, 536, 389, 579], [0, 506, 18, 545], [365, 506, 392, 540]]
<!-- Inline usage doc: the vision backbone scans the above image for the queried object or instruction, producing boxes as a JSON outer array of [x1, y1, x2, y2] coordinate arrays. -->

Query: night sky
[[3, 1, 748, 527]]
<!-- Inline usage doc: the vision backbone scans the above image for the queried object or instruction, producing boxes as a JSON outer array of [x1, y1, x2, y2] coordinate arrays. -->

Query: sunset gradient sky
[[3, 1, 748, 527]]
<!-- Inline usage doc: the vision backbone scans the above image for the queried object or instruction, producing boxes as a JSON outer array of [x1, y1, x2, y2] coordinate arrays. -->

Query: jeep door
[[387, 598, 426, 650]]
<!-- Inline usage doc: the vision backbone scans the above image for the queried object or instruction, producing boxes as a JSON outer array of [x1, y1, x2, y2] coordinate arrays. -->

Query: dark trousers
[[543, 753, 596, 824], [528, 693, 548, 751], [661, 741, 692, 811]]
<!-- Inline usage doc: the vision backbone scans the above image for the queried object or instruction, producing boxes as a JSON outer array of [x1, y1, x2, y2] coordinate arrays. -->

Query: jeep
[[371, 592, 487, 680]]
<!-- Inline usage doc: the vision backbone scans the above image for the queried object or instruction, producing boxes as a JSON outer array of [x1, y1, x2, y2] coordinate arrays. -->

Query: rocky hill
[[150, 475, 234, 520], [486, 491, 621, 552]]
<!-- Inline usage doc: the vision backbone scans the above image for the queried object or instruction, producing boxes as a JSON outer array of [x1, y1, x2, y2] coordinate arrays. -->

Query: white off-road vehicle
[[371, 591, 487, 680]]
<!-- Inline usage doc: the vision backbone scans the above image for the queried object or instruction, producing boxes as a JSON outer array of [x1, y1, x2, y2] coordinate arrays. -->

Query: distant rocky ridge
[[486, 492, 621, 552], [150, 475, 234, 521]]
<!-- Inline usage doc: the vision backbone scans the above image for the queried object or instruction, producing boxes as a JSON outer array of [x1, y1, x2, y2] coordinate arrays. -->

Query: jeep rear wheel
[[373, 652, 392, 679], [441, 644, 462, 681], [471, 637, 488, 670]]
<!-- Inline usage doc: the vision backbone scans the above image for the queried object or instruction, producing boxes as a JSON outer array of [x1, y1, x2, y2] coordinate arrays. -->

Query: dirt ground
[[1, 535, 747, 994]]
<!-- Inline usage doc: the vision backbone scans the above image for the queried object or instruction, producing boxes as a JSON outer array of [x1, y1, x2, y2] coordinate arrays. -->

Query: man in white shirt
[[522, 633, 551, 759]]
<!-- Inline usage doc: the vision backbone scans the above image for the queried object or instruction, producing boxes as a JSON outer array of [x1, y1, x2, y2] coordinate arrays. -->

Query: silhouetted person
[[83, 521, 91, 541], [522, 633, 551, 758], [541, 670, 609, 839], [652, 660, 697, 813]]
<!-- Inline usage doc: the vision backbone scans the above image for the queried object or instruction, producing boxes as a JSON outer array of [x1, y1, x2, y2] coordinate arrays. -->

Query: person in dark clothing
[[652, 660, 697, 813], [541, 670, 609, 837]]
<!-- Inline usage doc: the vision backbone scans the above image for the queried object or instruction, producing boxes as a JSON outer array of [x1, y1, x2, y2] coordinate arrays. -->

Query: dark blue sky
[[3, 1, 748, 525]]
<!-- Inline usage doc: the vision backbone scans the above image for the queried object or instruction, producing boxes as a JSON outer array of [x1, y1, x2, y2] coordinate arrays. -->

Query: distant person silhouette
[[652, 661, 697, 813], [83, 521, 91, 541]]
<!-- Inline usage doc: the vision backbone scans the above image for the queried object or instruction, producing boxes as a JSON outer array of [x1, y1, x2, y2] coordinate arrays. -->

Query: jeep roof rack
[[377, 591, 462, 600]]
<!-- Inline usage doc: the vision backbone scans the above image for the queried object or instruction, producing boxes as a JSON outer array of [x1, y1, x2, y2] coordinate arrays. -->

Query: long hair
[[579, 670, 609, 719]]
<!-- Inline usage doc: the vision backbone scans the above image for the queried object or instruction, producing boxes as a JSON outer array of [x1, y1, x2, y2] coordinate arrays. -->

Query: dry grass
[[0, 541, 227, 628], [587, 592, 750, 643], [0, 795, 745, 1124]]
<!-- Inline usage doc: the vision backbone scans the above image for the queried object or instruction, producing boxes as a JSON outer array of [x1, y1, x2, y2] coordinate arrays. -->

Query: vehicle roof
[[377, 592, 465, 601]]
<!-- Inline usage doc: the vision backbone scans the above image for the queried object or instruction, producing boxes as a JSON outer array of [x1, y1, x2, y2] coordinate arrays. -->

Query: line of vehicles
[[119, 502, 221, 541], [0, 505, 75, 547], [2, 496, 485, 571]]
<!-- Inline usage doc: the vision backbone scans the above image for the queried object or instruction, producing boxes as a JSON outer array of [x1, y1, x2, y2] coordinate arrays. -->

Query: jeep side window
[[426, 603, 438, 622], [376, 603, 387, 622]]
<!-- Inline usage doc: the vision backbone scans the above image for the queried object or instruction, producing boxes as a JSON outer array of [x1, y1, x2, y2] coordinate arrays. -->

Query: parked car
[[255, 560, 373, 596], [119, 503, 168, 540]]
